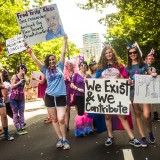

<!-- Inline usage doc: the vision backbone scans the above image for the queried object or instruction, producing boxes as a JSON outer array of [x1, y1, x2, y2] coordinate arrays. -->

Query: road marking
[[122, 149, 134, 160]]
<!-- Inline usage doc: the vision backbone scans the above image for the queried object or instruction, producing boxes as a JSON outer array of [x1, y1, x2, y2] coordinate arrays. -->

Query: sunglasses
[[80, 64, 87, 67], [128, 51, 137, 55]]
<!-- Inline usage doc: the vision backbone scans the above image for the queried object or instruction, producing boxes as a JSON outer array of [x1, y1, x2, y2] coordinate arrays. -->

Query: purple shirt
[[65, 74, 74, 95], [72, 73, 91, 96]]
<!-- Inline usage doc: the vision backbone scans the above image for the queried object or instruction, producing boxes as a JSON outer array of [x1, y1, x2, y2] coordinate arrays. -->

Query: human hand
[[77, 88, 84, 93], [128, 77, 134, 86], [64, 34, 68, 40], [20, 78, 25, 84], [24, 41, 32, 55], [151, 72, 157, 77]]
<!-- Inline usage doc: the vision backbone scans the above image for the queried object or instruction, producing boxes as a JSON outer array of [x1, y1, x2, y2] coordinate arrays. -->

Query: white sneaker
[[56, 139, 63, 148], [63, 140, 70, 150]]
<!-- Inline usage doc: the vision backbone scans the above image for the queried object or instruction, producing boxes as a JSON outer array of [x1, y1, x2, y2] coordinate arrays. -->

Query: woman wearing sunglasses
[[10, 64, 29, 135], [126, 46, 157, 147]]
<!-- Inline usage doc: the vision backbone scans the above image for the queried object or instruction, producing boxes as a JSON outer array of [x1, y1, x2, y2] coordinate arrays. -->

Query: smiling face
[[105, 49, 113, 61], [48, 55, 57, 68], [128, 48, 138, 61], [79, 62, 88, 72]]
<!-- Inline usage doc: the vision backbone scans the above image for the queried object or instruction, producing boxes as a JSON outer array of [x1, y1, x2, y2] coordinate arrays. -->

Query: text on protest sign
[[16, 4, 65, 46], [134, 75, 160, 104], [85, 79, 130, 115], [6, 34, 26, 55]]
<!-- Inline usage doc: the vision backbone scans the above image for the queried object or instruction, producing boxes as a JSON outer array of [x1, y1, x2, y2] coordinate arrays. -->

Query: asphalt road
[[0, 101, 160, 160]]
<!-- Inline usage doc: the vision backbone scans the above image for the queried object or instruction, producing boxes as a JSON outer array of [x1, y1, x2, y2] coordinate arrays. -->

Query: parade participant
[[2, 69, 13, 119], [32, 74, 51, 124], [88, 60, 97, 131], [71, 61, 93, 137], [95, 45, 141, 147], [10, 64, 29, 135], [89, 60, 97, 78], [145, 48, 160, 121], [0, 72, 14, 141], [25, 36, 70, 150], [126, 45, 157, 147], [63, 59, 78, 131]]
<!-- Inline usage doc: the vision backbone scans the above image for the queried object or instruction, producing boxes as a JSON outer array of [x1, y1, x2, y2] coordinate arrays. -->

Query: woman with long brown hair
[[126, 45, 157, 147], [96, 45, 141, 147]]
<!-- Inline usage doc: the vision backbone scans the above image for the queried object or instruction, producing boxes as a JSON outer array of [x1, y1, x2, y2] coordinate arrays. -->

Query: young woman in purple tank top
[[10, 64, 29, 135]]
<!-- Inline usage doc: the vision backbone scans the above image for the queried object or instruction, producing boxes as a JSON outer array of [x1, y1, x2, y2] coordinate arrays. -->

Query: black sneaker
[[105, 137, 114, 146], [129, 138, 141, 147], [141, 137, 148, 147], [149, 132, 155, 144], [5, 135, 14, 141], [153, 117, 160, 121]]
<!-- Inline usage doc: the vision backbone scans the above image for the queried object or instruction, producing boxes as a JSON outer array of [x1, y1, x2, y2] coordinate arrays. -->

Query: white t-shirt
[[101, 68, 120, 79], [4, 81, 11, 103]]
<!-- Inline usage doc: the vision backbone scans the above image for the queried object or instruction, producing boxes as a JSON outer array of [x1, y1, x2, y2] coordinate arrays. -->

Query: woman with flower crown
[[25, 36, 70, 150]]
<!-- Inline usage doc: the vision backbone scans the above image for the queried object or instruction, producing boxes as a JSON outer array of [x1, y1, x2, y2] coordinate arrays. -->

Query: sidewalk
[[8, 99, 48, 131]]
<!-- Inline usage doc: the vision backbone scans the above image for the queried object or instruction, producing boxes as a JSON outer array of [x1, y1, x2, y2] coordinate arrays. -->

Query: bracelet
[[28, 48, 32, 55]]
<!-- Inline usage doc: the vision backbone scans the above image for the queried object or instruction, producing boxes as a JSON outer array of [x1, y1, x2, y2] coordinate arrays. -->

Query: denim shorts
[[44, 94, 66, 108]]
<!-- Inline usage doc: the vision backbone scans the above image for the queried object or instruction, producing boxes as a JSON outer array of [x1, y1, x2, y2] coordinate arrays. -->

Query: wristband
[[28, 49, 32, 55]]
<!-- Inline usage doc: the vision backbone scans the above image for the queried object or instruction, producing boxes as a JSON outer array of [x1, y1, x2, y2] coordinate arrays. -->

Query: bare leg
[[105, 114, 112, 137], [56, 106, 67, 140], [65, 106, 70, 130], [143, 104, 152, 133], [118, 115, 134, 139], [47, 108, 63, 139], [132, 102, 145, 138]]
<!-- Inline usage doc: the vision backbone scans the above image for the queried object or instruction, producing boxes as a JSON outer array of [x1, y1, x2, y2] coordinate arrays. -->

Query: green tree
[[0, 0, 80, 76], [77, 0, 160, 69]]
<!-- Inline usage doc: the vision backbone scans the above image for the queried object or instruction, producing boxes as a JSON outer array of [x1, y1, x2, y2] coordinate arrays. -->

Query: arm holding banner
[[59, 35, 67, 65], [25, 45, 44, 71], [147, 69, 157, 77]]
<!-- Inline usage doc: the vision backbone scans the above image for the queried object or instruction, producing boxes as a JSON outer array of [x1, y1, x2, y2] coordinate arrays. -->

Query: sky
[[46, 0, 118, 48], [33, 0, 118, 48]]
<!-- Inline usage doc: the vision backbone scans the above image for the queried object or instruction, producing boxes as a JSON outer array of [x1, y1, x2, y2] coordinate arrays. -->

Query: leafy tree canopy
[[0, 0, 80, 76], [77, 0, 160, 70]]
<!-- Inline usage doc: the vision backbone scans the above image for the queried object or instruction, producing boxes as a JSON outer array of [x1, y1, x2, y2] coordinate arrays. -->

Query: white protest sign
[[85, 79, 130, 115], [134, 75, 160, 103], [6, 34, 26, 55], [16, 4, 65, 46], [30, 71, 43, 87]]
